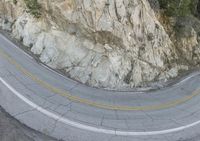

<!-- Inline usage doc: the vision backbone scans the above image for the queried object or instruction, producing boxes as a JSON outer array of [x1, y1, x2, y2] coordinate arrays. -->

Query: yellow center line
[[0, 48, 199, 111]]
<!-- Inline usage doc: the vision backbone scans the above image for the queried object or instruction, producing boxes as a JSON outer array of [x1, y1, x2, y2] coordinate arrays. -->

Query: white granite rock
[[1, 0, 197, 89]]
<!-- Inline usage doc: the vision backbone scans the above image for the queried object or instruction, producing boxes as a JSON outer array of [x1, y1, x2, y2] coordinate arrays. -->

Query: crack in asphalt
[[13, 108, 36, 117]]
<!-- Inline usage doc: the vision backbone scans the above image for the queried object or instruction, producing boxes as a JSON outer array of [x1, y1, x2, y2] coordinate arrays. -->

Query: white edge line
[[174, 72, 200, 87], [0, 34, 33, 59], [1, 33, 200, 92], [39, 63, 73, 81], [1, 77, 200, 136], [0, 33, 67, 81]]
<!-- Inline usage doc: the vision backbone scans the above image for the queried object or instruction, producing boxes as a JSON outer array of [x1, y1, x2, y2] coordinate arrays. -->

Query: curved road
[[1, 33, 200, 141]]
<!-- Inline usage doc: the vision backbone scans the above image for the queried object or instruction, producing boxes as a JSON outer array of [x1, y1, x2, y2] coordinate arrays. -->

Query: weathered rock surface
[[0, 0, 200, 89]]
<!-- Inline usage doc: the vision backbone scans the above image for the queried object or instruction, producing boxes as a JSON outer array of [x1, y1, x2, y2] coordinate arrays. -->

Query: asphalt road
[[1, 33, 200, 141]]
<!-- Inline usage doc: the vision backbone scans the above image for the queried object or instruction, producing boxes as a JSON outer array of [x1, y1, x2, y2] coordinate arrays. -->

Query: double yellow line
[[0, 48, 199, 111]]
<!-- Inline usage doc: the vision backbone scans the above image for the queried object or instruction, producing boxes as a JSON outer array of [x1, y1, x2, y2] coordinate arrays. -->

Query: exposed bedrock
[[1, 0, 200, 89]]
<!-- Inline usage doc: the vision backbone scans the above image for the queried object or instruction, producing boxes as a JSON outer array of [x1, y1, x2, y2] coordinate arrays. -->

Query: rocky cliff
[[0, 0, 200, 89]]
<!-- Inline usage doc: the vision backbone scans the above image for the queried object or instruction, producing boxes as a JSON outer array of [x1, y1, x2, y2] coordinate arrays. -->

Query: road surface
[[1, 33, 200, 141]]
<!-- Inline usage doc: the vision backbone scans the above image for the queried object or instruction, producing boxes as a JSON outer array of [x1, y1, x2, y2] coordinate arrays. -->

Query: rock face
[[0, 0, 199, 89]]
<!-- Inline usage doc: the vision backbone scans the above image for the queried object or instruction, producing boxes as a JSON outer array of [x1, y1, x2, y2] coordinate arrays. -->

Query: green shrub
[[158, 0, 197, 17], [13, 0, 17, 5], [24, 0, 41, 18]]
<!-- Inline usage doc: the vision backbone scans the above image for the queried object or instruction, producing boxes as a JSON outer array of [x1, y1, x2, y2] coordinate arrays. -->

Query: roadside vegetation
[[158, 0, 199, 17], [24, 0, 41, 18]]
